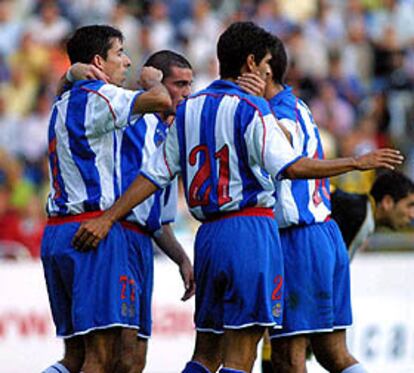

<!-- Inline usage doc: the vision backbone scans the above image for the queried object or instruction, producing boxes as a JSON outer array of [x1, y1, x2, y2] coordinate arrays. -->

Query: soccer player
[[114, 50, 195, 373], [41, 25, 172, 373], [332, 170, 414, 259], [264, 36, 369, 373], [71, 22, 402, 373]]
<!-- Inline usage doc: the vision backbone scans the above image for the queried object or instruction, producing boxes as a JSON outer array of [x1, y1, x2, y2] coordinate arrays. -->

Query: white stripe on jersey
[[127, 114, 161, 225], [244, 111, 276, 208], [214, 95, 244, 212], [83, 99, 116, 211], [54, 98, 88, 214], [47, 81, 141, 216], [183, 95, 206, 219], [273, 88, 330, 228]]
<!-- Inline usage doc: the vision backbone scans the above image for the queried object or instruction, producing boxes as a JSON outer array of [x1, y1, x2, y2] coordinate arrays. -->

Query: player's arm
[[252, 112, 404, 182], [56, 63, 109, 95], [283, 150, 404, 179], [57, 64, 172, 114], [73, 123, 181, 251], [153, 224, 195, 301], [72, 174, 159, 251], [131, 66, 172, 114]]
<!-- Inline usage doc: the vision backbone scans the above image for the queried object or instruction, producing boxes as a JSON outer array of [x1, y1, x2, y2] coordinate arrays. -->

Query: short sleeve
[[141, 121, 181, 188], [160, 177, 178, 224], [97, 84, 143, 129], [245, 112, 302, 181]]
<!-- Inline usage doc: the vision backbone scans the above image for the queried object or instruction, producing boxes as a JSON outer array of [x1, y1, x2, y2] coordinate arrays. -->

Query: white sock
[[42, 362, 71, 373], [341, 363, 369, 373]]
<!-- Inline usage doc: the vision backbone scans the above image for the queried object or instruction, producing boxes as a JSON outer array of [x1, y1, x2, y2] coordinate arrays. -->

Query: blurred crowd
[[0, 0, 413, 259]]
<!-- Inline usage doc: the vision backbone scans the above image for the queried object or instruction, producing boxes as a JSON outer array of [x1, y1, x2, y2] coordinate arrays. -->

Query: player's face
[[264, 61, 275, 100], [254, 52, 272, 81], [163, 66, 193, 111], [101, 38, 131, 86], [388, 193, 414, 229]]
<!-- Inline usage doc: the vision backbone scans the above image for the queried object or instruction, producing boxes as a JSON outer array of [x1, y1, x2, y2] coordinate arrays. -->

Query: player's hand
[[69, 63, 109, 82], [354, 148, 404, 170], [72, 216, 113, 252], [138, 66, 163, 90], [236, 72, 266, 96], [179, 258, 195, 301]]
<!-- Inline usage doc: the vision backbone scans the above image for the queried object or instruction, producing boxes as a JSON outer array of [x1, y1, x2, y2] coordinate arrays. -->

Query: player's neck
[[223, 77, 237, 83], [265, 82, 284, 100], [271, 83, 284, 96]]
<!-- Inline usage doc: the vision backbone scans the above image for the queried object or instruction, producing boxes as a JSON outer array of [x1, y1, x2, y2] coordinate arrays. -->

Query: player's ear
[[246, 54, 257, 73], [92, 54, 105, 70], [381, 194, 395, 211]]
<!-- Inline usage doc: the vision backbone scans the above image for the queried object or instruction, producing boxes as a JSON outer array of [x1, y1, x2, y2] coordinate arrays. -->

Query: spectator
[[180, 0, 221, 72], [25, 0, 71, 47], [0, 0, 23, 56], [145, 1, 174, 52], [310, 80, 355, 136]]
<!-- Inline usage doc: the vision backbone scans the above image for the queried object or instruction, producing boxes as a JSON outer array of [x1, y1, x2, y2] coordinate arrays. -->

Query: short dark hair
[[217, 22, 275, 79], [143, 50, 192, 80], [371, 171, 414, 204], [269, 35, 288, 84], [66, 25, 123, 64]]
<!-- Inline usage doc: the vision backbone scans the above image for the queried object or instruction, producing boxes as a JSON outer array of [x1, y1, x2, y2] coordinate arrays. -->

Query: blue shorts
[[194, 211, 284, 333], [41, 219, 140, 338], [269, 219, 352, 339], [122, 222, 154, 338]]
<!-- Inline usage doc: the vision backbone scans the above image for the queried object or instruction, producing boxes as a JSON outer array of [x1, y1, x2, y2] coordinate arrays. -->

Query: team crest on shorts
[[121, 302, 128, 317], [272, 302, 282, 318], [129, 304, 136, 318]]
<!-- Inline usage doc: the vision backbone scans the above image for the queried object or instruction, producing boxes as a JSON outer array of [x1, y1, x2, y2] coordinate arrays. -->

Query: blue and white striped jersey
[[120, 113, 177, 233], [270, 86, 331, 228], [46, 80, 142, 216], [142, 80, 300, 221]]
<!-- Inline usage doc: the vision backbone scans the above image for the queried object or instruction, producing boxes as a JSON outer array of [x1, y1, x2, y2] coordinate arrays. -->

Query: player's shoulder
[[268, 85, 298, 121], [72, 80, 137, 99], [196, 79, 272, 114], [241, 93, 272, 116]]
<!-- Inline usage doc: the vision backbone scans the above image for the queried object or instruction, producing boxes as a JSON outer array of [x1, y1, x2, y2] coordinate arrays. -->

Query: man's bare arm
[[56, 63, 109, 95], [153, 224, 195, 301], [132, 66, 172, 114], [72, 175, 158, 251], [284, 149, 404, 179]]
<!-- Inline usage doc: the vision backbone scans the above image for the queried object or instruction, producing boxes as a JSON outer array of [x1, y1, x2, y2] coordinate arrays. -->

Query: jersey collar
[[268, 85, 293, 106]]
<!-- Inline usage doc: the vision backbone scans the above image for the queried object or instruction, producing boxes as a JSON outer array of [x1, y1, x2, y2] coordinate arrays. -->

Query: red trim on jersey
[[80, 87, 117, 122], [120, 221, 149, 236], [204, 207, 274, 222], [47, 211, 104, 225]]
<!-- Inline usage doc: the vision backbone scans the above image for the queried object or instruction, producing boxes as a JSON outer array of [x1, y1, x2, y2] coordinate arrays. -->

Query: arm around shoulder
[[132, 83, 173, 114], [132, 66, 173, 114]]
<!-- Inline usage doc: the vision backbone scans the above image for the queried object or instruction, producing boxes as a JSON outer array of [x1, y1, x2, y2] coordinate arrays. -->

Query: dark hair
[[269, 35, 288, 84], [217, 21, 275, 79], [66, 25, 123, 64], [371, 171, 414, 204], [143, 50, 192, 80]]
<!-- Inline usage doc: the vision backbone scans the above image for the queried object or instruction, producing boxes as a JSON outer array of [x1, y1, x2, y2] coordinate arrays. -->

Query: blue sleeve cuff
[[140, 170, 163, 189], [127, 90, 144, 125], [275, 155, 304, 181], [161, 219, 175, 225]]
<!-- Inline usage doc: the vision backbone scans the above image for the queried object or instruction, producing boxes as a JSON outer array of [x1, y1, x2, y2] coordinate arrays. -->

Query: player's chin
[[115, 75, 127, 87]]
